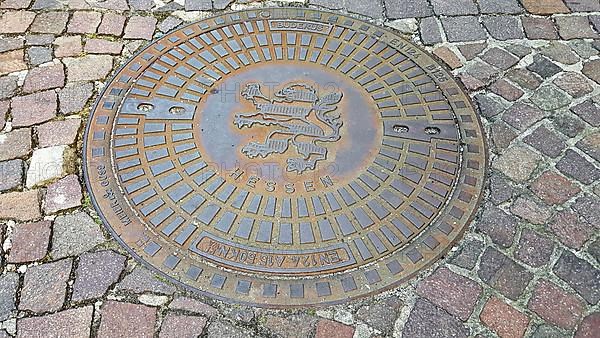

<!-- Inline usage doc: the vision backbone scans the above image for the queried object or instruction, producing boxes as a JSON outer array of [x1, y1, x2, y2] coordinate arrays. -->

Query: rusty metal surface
[[83, 8, 487, 307]]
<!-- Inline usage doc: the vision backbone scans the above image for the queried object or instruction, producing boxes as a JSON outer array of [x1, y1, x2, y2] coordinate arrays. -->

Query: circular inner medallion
[[84, 8, 487, 307]]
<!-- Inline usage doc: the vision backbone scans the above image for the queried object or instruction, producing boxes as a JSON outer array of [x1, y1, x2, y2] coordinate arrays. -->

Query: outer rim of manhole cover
[[83, 7, 487, 308]]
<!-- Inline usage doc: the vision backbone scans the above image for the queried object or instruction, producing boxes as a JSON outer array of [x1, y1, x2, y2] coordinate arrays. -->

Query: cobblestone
[[52, 212, 105, 259], [479, 247, 533, 300], [515, 229, 555, 267], [480, 296, 529, 338], [0, 273, 18, 321], [404, 298, 468, 338], [416, 267, 481, 320], [0, 159, 24, 192], [19, 258, 72, 313], [8, 220, 51, 263], [442, 16, 487, 42], [528, 280, 584, 329], [556, 149, 600, 184], [159, 314, 207, 338], [37, 118, 81, 148], [98, 301, 156, 338], [476, 204, 518, 247], [553, 251, 600, 305], [483, 16, 524, 40], [550, 210, 594, 250], [356, 297, 402, 334], [17, 306, 93, 338], [11, 91, 57, 127], [0, 189, 41, 221]]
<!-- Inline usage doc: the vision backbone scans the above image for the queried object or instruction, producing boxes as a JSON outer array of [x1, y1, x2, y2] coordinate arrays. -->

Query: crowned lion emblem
[[233, 83, 343, 174]]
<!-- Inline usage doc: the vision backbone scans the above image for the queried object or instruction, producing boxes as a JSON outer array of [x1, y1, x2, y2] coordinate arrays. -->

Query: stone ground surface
[[0, 0, 599, 337]]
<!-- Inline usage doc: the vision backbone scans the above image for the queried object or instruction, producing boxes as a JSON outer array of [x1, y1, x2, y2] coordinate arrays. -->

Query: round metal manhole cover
[[84, 8, 487, 307]]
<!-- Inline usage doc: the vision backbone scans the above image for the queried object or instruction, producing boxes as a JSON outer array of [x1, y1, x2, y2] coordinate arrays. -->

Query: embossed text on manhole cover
[[84, 8, 487, 307]]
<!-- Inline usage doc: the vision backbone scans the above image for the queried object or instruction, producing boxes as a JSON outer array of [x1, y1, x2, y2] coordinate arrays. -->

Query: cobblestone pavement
[[0, 0, 599, 337]]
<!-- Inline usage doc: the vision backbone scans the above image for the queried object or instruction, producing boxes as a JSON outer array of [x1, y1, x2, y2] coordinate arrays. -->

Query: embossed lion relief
[[233, 82, 343, 174]]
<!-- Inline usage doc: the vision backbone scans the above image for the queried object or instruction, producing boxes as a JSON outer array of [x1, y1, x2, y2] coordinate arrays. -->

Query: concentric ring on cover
[[83, 7, 487, 307]]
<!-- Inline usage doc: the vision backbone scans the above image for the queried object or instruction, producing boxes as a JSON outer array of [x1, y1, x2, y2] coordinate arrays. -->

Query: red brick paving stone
[[475, 204, 518, 248], [550, 209, 593, 250], [16, 306, 93, 338], [416, 267, 482, 321], [53, 36, 82, 58], [0, 189, 41, 221], [0, 159, 23, 191], [168, 296, 218, 316], [19, 258, 72, 313], [570, 99, 600, 127], [124, 16, 158, 40], [510, 197, 552, 225], [433, 46, 462, 70], [72, 250, 126, 302], [522, 17, 559, 40], [98, 13, 126, 36], [59, 83, 93, 114], [480, 296, 529, 338], [490, 79, 524, 101], [63, 55, 113, 82], [159, 314, 208, 338], [263, 314, 317, 338], [0, 128, 32, 161], [515, 229, 555, 268], [67, 11, 101, 34], [530, 171, 580, 205], [44, 174, 82, 214], [10, 90, 57, 127], [98, 301, 157, 338], [478, 247, 533, 301], [575, 313, 600, 338], [553, 250, 600, 305], [404, 298, 469, 338], [528, 279, 584, 329], [0, 49, 27, 75], [22, 63, 65, 94], [556, 149, 600, 185], [84, 38, 123, 55], [30, 11, 69, 34], [582, 59, 600, 85], [8, 220, 51, 263], [522, 0, 569, 14], [36, 118, 81, 148], [0, 11, 36, 33], [315, 319, 355, 338]]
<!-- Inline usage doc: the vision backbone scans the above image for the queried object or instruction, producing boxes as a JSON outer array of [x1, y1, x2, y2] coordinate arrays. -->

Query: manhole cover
[[84, 8, 486, 307]]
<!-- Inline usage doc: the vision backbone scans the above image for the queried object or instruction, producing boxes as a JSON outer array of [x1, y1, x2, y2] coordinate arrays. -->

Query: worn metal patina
[[84, 8, 487, 307]]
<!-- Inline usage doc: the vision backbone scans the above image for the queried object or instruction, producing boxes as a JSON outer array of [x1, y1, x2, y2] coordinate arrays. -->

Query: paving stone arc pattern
[[84, 8, 486, 307]]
